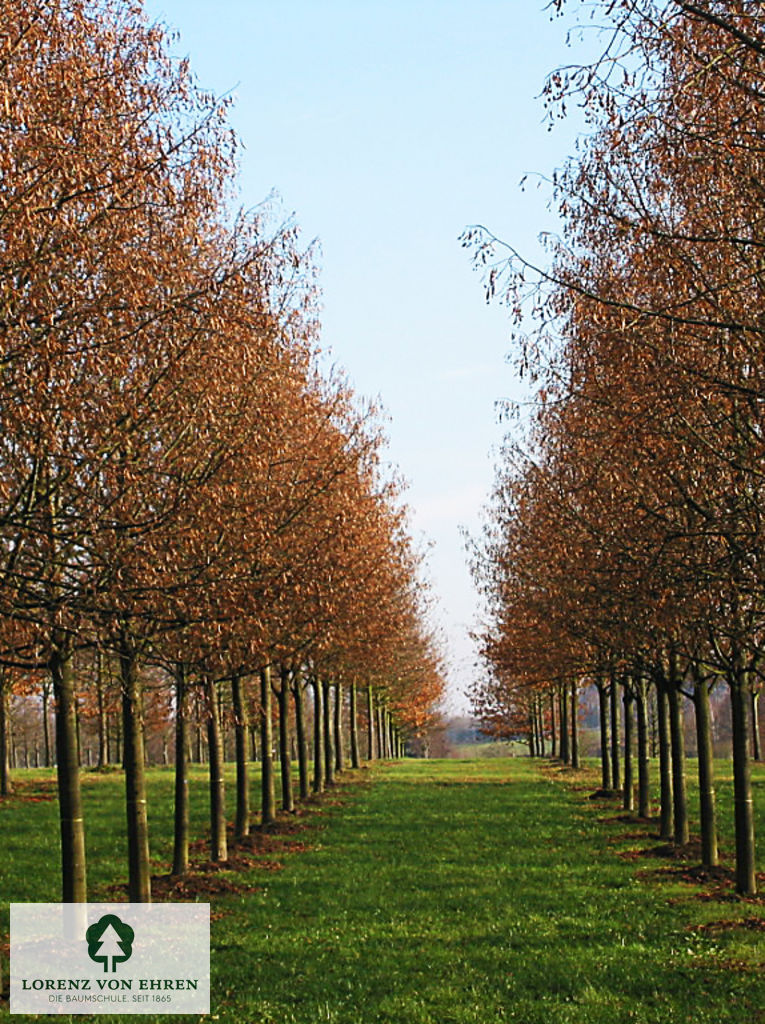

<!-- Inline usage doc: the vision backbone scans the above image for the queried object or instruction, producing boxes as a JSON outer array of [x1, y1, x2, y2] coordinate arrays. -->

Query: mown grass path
[[212, 758, 763, 1024], [2, 758, 764, 1023]]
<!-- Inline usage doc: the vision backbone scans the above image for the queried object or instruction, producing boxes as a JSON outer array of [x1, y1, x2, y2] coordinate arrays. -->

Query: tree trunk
[[597, 679, 611, 790], [260, 666, 275, 825], [292, 674, 310, 800], [206, 675, 227, 862], [95, 650, 107, 769], [691, 665, 718, 868], [550, 689, 557, 759], [312, 676, 324, 794], [635, 677, 650, 819], [194, 721, 202, 764], [334, 680, 344, 772], [610, 672, 621, 793], [231, 673, 250, 840], [0, 679, 11, 796], [540, 695, 548, 755], [559, 684, 569, 764], [527, 711, 535, 757], [50, 646, 87, 902], [42, 678, 52, 769], [113, 711, 121, 766], [570, 681, 579, 769], [350, 681, 361, 769], [278, 667, 294, 812], [172, 665, 190, 876], [729, 666, 756, 895], [120, 634, 151, 901], [648, 685, 658, 759], [622, 683, 634, 813], [377, 703, 386, 759], [322, 678, 335, 786], [217, 687, 227, 764], [367, 685, 376, 760], [667, 651, 689, 846], [75, 699, 82, 768], [752, 689, 762, 762], [656, 672, 673, 842]]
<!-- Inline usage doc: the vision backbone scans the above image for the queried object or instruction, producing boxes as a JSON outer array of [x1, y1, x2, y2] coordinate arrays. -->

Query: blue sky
[[142, 0, 587, 712]]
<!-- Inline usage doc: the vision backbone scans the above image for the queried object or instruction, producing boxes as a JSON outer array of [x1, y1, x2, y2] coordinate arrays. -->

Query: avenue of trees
[[467, 2, 765, 895], [0, 0, 445, 902]]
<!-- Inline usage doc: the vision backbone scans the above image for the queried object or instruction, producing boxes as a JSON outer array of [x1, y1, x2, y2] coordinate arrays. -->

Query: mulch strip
[[0, 777, 57, 803]]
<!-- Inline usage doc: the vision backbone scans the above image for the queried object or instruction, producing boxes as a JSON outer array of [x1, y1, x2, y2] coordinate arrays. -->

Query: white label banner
[[11, 903, 210, 1015]]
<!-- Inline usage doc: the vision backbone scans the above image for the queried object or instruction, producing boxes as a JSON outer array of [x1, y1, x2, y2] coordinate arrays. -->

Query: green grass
[[1, 757, 764, 1023], [450, 740, 529, 758]]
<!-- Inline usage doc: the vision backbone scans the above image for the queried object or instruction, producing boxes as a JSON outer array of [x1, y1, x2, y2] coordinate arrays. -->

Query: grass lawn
[[1, 757, 763, 1023]]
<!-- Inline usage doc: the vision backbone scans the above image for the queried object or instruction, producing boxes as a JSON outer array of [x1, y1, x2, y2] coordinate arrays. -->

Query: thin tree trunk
[[172, 665, 189, 876], [667, 650, 689, 846], [231, 672, 250, 840], [610, 673, 621, 793], [527, 711, 535, 757], [623, 683, 634, 813], [334, 680, 344, 773], [312, 676, 324, 794], [635, 677, 650, 818], [570, 681, 579, 769], [50, 646, 87, 902], [559, 684, 569, 764], [120, 634, 151, 901], [292, 674, 309, 800], [350, 681, 361, 768], [260, 666, 275, 825], [550, 689, 557, 759], [95, 650, 107, 769], [540, 696, 547, 755], [322, 678, 335, 786], [114, 711, 121, 766], [648, 685, 658, 759], [0, 679, 11, 796], [656, 673, 673, 842], [691, 665, 718, 868], [278, 667, 294, 812], [42, 679, 52, 769], [367, 685, 376, 760], [217, 687, 227, 765], [75, 700, 82, 769], [729, 665, 756, 895], [377, 703, 386, 759], [752, 689, 762, 762], [206, 675, 227, 863], [597, 679, 611, 790]]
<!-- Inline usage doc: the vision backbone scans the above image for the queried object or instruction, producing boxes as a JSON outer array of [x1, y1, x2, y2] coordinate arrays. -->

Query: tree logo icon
[[86, 914, 135, 973]]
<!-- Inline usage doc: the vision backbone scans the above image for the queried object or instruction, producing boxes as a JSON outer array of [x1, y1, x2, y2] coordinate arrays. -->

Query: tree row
[[0, 0, 445, 902], [467, 1, 764, 895]]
